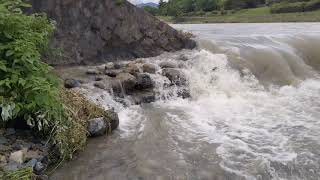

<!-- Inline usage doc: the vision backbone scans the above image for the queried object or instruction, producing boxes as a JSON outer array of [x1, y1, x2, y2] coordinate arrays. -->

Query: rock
[[142, 63, 157, 74], [125, 64, 140, 76], [94, 82, 109, 90], [116, 73, 137, 94], [132, 90, 156, 104], [3, 161, 21, 172], [113, 62, 122, 70], [0, 144, 10, 152], [178, 88, 191, 99], [178, 63, 188, 69], [94, 76, 103, 81], [5, 128, 15, 136], [105, 62, 115, 70], [104, 70, 119, 77], [11, 140, 32, 151], [25, 158, 37, 168], [36, 175, 49, 180], [0, 137, 8, 145], [30, 0, 195, 65], [162, 68, 187, 86], [110, 80, 125, 97], [9, 150, 26, 164], [135, 73, 154, 90], [159, 61, 178, 69], [64, 79, 81, 89], [0, 155, 7, 164], [25, 150, 43, 161], [105, 111, 120, 132], [212, 67, 218, 71], [34, 161, 46, 175], [96, 64, 106, 72], [178, 54, 189, 61], [0, 129, 4, 135], [86, 69, 100, 75], [88, 117, 107, 137]]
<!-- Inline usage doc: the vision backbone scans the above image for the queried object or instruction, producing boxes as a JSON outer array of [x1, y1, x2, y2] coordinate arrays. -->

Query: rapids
[[52, 23, 320, 180]]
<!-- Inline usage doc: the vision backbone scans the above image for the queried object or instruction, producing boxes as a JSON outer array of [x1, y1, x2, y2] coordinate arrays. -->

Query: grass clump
[[50, 89, 112, 163], [0, 167, 35, 180]]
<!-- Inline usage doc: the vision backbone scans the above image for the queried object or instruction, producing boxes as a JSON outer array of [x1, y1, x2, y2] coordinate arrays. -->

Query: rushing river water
[[52, 23, 320, 180]]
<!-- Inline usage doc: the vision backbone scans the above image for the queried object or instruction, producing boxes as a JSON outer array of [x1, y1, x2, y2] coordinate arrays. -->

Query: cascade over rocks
[[29, 0, 196, 65]]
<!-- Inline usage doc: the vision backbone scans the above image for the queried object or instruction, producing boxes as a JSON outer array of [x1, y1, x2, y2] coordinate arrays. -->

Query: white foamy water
[[52, 23, 320, 180]]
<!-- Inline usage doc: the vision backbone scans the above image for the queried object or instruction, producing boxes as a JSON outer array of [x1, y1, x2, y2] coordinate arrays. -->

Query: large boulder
[[135, 73, 154, 90], [29, 0, 196, 65]]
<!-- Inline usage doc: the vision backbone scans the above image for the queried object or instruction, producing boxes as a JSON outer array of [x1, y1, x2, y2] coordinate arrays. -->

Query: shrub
[[304, 0, 320, 11], [0, 0, 65, 133], [0, 0, 88, 164], [271, 0, 320, 13], [271, 2, 306, 13]]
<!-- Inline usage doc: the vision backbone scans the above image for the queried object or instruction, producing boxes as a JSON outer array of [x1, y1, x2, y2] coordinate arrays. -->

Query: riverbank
[[158, 7, 320, 23]]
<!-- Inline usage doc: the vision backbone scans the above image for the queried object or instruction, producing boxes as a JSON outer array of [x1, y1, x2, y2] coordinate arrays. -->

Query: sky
[[129, 0, 160, 4]]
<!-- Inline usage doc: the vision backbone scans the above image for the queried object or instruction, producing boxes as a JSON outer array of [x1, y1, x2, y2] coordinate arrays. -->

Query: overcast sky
[[129, 0, 160, 4]]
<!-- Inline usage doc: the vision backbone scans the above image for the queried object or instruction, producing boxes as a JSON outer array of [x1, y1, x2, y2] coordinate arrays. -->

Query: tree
[[143, 6, 159, 15]]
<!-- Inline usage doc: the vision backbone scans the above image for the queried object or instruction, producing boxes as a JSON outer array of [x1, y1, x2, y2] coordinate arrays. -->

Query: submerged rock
[[87, 117, 107, 137], [178, 54, 189, 61], [105, 69, 120, 77], [105, 62, 115, 70], [86, 69, 100, 75], [131, 90, 156, 104], [106, 111, 120, 132], [125, 64, 140, 76], [162, 68, 187, 86], [178, 88, 191, 99], [116, 73, 137, 93], [142, 63, 157, 74], [159, 61, 178, 69]]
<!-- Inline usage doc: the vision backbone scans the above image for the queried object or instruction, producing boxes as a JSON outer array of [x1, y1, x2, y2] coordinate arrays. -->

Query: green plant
[[1, 167, 35, 180], [270, 0, 320, 13], [0, 0, 65, 133]]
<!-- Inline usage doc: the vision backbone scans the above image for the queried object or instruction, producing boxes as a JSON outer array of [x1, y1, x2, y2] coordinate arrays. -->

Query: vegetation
[[158, 7, 320, 23], [0, 0, 62, 132], [1, 167, 34, 180], [0, 1, 112, 178], [270, 0, 320, 13], [141, 0, 320, 22]]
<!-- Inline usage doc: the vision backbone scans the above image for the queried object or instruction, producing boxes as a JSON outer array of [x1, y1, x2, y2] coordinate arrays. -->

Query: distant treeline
[[143, 0, 320, 16]]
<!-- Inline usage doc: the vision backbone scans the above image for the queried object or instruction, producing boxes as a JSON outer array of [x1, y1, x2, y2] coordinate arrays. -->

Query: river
[[51, 23, 320, 180]]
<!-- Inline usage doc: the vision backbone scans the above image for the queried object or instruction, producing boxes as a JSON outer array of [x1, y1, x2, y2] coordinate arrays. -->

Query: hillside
[[29, 0, 195, 65]]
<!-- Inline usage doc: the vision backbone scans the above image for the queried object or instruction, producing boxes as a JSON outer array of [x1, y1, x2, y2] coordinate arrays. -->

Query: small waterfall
[[52, 23, 320, 180]]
